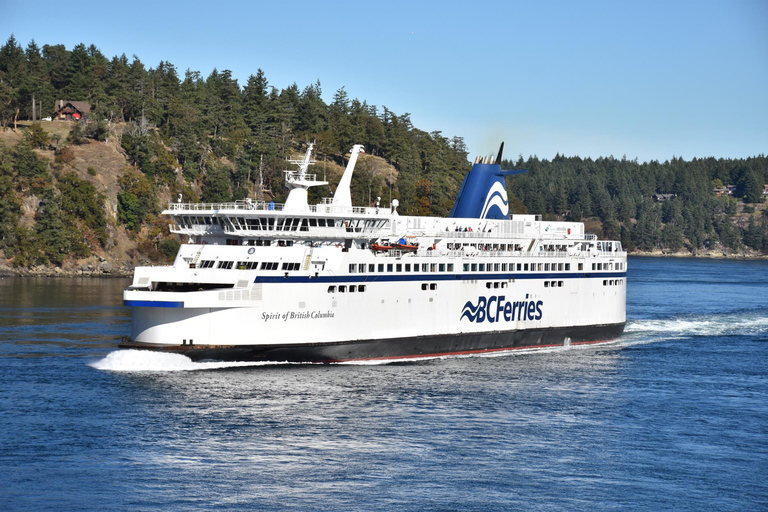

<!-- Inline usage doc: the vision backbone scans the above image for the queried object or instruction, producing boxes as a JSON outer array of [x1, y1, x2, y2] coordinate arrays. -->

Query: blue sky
[[2, 0, 766, 163]]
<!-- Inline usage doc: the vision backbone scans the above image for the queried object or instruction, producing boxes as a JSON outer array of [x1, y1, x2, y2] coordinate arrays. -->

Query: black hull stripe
[[119, 323, 626, 363]]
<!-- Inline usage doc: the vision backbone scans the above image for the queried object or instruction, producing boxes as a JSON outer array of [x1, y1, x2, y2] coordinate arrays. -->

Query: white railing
[[374, 248, 627, 259], [166, 201, 386, 216]]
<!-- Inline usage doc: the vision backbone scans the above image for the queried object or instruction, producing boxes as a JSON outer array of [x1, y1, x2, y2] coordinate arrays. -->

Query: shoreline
[[630, 250, 768, 260], [0, 262, 133, 278]]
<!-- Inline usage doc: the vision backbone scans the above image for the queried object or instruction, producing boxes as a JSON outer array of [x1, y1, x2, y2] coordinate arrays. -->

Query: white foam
[[625, 313, 768, 338], [89, 350, 276, 372]]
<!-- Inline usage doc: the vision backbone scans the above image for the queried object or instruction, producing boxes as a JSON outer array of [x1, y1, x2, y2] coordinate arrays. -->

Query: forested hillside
[[504, 154, 768, 254], [0, 35, 766, 274]]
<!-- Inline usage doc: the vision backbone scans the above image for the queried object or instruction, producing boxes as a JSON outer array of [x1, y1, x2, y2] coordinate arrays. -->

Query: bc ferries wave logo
[[460, 295, 543, 323], [479, 181, 509, 219]]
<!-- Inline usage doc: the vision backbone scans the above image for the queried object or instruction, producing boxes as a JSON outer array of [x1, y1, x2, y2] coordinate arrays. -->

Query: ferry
[[120, 143, 626, 362]]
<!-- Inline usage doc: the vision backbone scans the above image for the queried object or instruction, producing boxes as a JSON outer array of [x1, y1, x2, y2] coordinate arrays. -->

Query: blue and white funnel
[[449, 142, 527, 219]]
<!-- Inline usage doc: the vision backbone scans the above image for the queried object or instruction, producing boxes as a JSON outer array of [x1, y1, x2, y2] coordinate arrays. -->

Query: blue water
[[1, 257, 767, 511]]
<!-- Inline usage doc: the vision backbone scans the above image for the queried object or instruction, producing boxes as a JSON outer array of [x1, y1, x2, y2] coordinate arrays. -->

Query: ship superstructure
[[120, 143, 626, 362]]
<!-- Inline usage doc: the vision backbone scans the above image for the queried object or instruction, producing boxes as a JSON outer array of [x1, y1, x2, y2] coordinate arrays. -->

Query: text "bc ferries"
[[460, 295, 543, 323]]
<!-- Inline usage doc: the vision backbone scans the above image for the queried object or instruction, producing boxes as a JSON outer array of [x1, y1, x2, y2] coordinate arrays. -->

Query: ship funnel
[[449, 142, 528, 220]]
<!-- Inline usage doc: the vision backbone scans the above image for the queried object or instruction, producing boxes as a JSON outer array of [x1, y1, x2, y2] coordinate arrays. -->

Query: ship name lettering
[[261, 312, 281, 323], [262, 310, 335, 322]]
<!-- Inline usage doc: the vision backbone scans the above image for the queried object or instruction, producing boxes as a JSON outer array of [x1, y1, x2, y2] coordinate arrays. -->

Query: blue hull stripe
[[124, 300, 184, 308], [254, 272, 627, 284]]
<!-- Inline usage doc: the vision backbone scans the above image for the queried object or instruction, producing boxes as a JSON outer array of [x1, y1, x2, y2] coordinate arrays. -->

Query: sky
[[2, 0, 766, 163]]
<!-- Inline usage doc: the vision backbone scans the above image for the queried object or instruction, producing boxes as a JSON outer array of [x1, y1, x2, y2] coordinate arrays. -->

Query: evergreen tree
[[742, 171, 764, 204], [42, 43, 70, 92], [117, 169, 155, 232], [64, 43, 94, 100], [201, 163, 233, 203], [296, 80, 327, 136], [744, 217, 763, 250], [0, 35, 25, 128]]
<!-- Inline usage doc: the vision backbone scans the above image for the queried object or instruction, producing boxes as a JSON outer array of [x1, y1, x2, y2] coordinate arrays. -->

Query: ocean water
[[0, 257, 766, 511]]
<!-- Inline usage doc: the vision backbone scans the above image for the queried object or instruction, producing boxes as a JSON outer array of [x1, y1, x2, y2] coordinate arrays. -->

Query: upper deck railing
[[377, 249, 628, 259], [166, 201, 386, 216]]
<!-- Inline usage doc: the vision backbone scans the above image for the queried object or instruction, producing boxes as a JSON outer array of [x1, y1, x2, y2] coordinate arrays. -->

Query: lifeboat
[[371, 243, 392, 252]]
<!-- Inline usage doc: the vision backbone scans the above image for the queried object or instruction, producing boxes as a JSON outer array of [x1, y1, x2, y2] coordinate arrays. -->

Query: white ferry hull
[[121, 269, 626, 362]]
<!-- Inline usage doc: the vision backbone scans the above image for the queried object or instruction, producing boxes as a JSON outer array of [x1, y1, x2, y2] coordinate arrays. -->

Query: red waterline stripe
[[322, 339, 615, 363]]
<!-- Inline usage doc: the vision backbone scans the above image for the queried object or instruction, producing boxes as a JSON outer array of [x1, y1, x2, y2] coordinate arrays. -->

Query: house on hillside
[[52, 100, 91, 121], [653, 193, 676, 202], [714, 185, 737, 197]]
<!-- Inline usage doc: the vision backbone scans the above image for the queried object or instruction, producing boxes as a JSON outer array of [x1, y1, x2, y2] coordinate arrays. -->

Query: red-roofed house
[[52, 100, 91, 121]]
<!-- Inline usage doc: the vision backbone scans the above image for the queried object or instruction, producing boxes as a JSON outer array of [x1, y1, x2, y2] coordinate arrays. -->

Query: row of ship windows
[[446, 242, 622, 252], [327, 285, 367, 293], [326, 280, 609, 294], [197, 259, 625, 274], [594, 262, 625, 271], [197, 260, 299, 271], [446, 242, 572, 252], [348, 262, 575, 273], [227, 217, 389, 232], [179, 215, 385, 231], [327, 283, 440, 294], [448, 242, 526, 251], [466, 262, 572, 272], [350, 263, 456, 273]]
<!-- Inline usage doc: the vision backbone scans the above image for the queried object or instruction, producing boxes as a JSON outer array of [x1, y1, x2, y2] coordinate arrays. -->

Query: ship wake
[[623, 310, 768, 344]]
